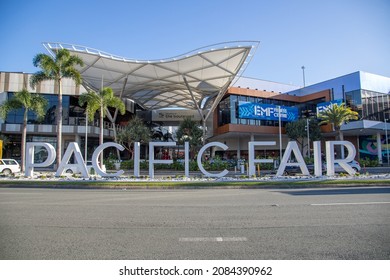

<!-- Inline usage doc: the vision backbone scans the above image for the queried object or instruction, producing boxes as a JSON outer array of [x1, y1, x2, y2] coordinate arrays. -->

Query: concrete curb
[[1, 179, 390, 190]]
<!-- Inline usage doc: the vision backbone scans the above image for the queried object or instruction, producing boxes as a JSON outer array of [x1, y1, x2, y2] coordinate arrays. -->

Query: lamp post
[[84, 114, 88, 162], [303, 109, 312, 158], [301, 66, 306, 87], [385, 118, 389, 166], [306, 118, 310, 158]]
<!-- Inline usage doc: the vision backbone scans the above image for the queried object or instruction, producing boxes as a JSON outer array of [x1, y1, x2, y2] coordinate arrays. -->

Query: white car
[[65, 161, 106, 174], [333, 160, 361, 173], [0, 159, 21, 175]]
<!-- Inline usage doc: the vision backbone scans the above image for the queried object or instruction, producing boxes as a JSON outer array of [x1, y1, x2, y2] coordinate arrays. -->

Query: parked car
[[65, 161, 106, 174], [0, 159, 21, 175], [282, 163, 326, 175], [283, 160, 361, 175], [333, 160, 361, 173]]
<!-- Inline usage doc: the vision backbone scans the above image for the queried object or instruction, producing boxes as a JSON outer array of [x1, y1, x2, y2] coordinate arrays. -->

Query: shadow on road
[[276, 187, 390, 196]]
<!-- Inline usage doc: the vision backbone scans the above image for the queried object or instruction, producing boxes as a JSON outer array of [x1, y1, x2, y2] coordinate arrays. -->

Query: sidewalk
[[30, 166, 390, 177]]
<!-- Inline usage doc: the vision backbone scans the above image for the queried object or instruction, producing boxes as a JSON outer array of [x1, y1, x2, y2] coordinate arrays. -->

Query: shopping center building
[[1, 42, 390, 164]]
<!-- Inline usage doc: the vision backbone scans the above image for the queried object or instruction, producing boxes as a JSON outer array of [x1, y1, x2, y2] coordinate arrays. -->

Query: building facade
[[1, 43, 390, 165], [0, 72, 135, 160]]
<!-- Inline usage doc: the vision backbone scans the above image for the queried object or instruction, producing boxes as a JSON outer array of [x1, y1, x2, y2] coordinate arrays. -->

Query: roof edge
[[43, 41, 259, 64]]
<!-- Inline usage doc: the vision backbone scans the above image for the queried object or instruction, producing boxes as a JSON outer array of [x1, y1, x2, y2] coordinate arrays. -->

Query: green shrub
[[171, 160, 185, 171], [104, 160, 115, 170], [259, 162, 274, 170], [140, 160, 149, 170], [121, 160, 134, 169], [359, 157, 379, 167], [189, 160, 199, 171]]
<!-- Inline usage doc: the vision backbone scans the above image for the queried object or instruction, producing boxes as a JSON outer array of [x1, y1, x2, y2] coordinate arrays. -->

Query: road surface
[[0, 186, 389, 259]]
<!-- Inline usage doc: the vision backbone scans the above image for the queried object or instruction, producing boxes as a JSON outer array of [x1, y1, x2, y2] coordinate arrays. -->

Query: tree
[[30, 49, 84, 167], [0, 89, 47, 172], [117, 116, 150, 159], [79, 87, 125, 166], [285, 118, 322, 155], [318, 103, 359, 159], [318, 103, 359, 140], [176, 117, 203, 158]]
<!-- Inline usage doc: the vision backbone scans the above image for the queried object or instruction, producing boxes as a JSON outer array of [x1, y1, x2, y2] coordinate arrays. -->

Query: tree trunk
[[112, 125, 121, 160], [21, 109, 27, 172], [106, 110, 121, 160], [334, 129, 343, 159], [100, 106, 104, 168], [57, 78, 63, 169], [202, 119, 206, 146]]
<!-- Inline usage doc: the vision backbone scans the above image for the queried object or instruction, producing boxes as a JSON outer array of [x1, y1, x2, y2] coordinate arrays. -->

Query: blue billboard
[[238, 102, 299, 122], [316, 99, 343, 116]]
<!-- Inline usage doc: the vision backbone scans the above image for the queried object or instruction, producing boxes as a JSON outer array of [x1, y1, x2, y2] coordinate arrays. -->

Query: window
[[4, 93, 85, 125]]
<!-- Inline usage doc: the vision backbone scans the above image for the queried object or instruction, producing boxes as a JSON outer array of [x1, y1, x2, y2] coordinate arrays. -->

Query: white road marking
[[311, 202, 390, 206], [179, 237, 247, 242]]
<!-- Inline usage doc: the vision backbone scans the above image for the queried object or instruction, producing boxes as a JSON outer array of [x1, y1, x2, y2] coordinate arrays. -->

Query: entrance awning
[[341, 120, 388, 135], [43, 42, 258, 111]]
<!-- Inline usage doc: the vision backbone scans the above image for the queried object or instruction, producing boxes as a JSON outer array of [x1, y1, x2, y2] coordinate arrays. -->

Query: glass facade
[[5, 92, 77, 125], [345, 90, 390, 121], [4, 92, 133, 127]]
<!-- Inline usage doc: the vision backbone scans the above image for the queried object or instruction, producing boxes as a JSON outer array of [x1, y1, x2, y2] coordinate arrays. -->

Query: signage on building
[[152, 110, 201, 122], [238, 102, 298, 122], [316, 99, 343, 116]]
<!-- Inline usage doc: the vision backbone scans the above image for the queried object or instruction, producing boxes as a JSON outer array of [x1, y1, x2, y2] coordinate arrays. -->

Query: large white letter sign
[[184, 142, 190, 178], [134, 142, 140, 177], [25, 142, 56, 177], [248, 141, 275, 177], [149, 142, 176, 179], [197, 142, 229, 178], [276, 141, 309, 176], [92, 142, 125, 177], [56, 142, 88, 177], [313, 141, 323, 176], [325, 141, 356, 176]]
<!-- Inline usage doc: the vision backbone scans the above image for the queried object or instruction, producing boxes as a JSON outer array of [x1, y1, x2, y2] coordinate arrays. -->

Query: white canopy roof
[[43, 42, 258, 111]]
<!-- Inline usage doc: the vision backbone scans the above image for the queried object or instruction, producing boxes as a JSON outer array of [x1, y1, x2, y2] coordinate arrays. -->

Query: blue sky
[[1, 0, 389, 86]]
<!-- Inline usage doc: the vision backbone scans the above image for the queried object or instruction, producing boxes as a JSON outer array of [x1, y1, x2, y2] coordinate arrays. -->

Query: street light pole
[[301, 66, 306, 87], [385, 118, 389, 166], [303, 109, 312, 158], [85, 114, 88, 162], [306, 118, 310, 158], [278, 105, 282, 164]]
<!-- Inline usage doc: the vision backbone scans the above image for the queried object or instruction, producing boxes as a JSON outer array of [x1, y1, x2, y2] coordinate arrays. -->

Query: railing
[[68, 117, 125, 131]]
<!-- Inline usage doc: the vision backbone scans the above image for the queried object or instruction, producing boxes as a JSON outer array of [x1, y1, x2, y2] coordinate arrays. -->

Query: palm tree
[[117, 116, 150, 159], [318, 103, 359, 141], [176, 117, 203, 159], [285, 118, 322, 155], [318, 103, 359, 159], [0, 89, 47, 172], [79, 87, 125, 166], [30, 48, 84, 167]]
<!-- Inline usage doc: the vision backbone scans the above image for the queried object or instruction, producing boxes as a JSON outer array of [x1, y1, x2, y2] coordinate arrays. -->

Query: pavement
[[1, 166, 390, 191], [0, 187, 389, 260]]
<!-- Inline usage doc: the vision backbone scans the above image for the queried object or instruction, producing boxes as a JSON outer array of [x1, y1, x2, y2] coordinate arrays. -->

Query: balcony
[[0, 118, 122, 138]]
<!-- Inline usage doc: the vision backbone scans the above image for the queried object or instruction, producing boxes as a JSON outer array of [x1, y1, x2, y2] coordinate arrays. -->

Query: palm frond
[[33, 54, 58, 76], [63, 55, 84, 68], [31, 94, 48, 120], [30, 71, 52, 88], [318, 103, 359, 129], [79, 91, 101, 121], [63, 68, 82, 85]]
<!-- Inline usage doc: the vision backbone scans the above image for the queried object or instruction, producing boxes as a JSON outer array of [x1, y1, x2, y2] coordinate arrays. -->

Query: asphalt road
[[0, 186, 389, 260]]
